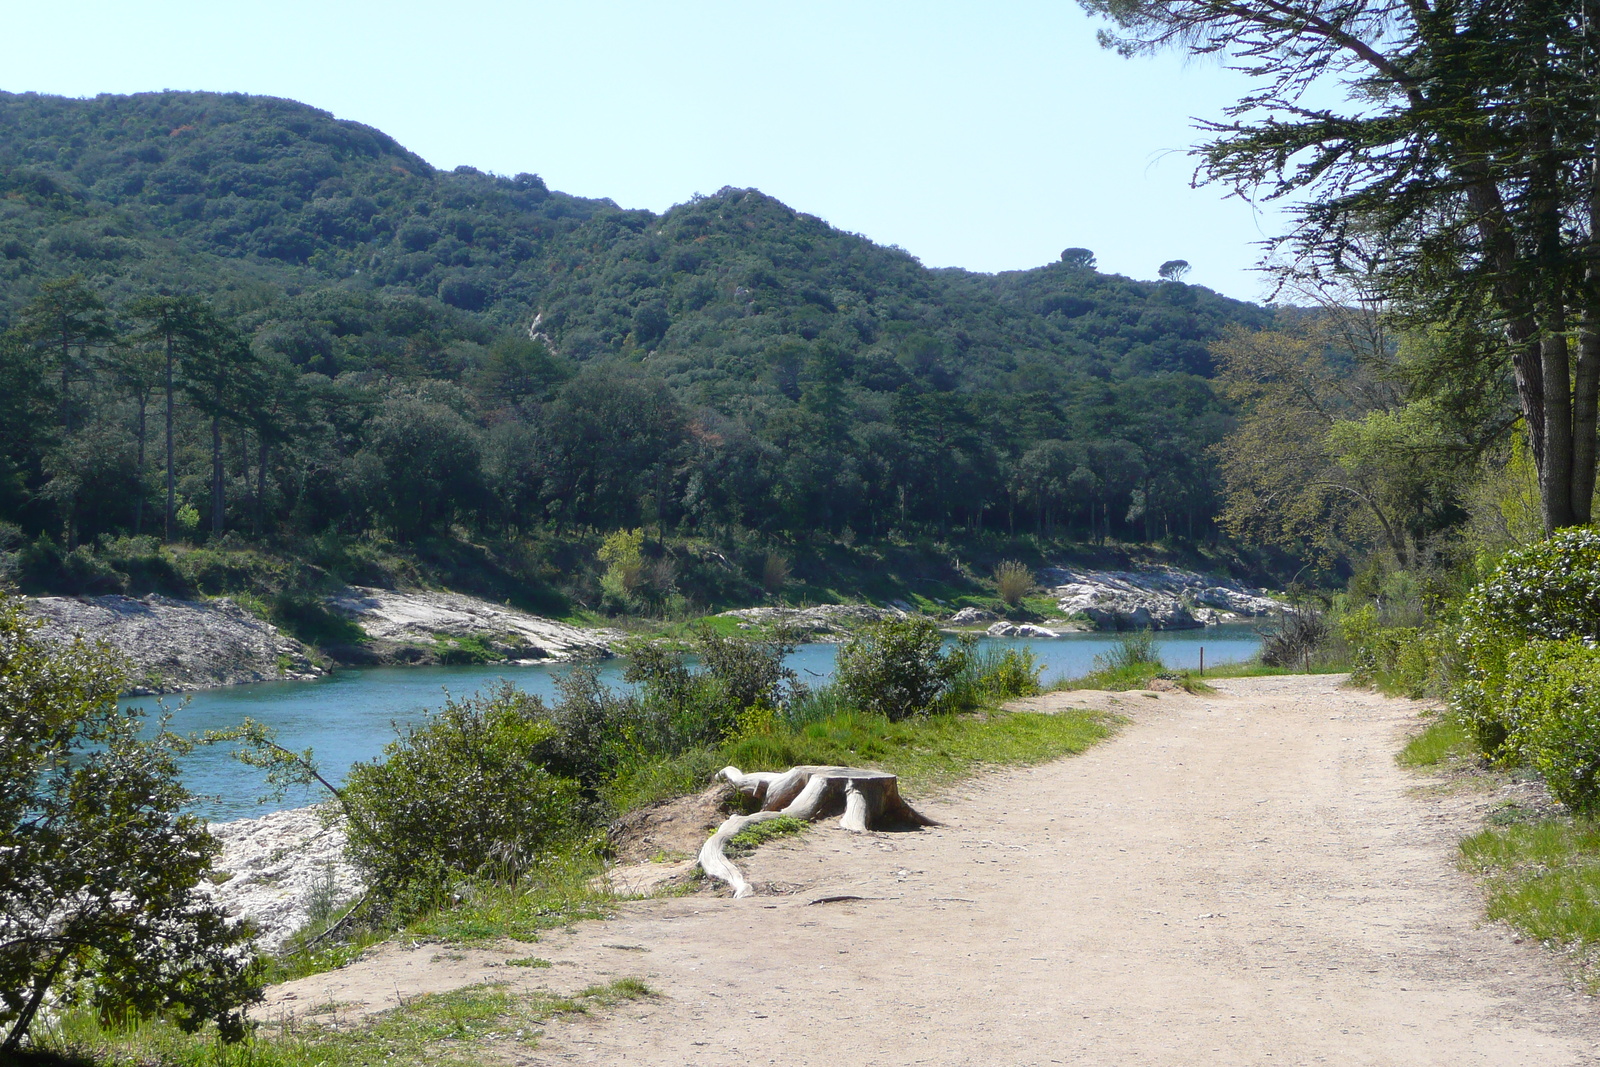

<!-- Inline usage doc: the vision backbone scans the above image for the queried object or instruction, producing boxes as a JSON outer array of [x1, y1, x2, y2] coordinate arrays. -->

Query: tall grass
[[37, 979, 655, 1067], [1460, 819, 1600, 987], [993, 560, 1034, 607]]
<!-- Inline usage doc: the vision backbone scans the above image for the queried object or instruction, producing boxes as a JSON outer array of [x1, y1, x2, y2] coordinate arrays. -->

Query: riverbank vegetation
[[0, 90, 1281, 628], [13, 614, 1109, 1064]]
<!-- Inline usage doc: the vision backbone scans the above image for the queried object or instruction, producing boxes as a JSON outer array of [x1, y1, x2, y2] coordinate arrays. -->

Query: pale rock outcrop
[[325, 586, 622, 661], [986, 621, 1062, 639], [949, 606, 999, 626], [715, 603, 907, 640], [1039, 566, 1286, 631], [202, 806, 361, 953], [27, 594, 323, 693]]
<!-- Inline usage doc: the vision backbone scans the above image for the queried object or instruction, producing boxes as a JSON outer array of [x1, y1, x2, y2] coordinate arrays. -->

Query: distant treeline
[[0, 91, 1271, 572]]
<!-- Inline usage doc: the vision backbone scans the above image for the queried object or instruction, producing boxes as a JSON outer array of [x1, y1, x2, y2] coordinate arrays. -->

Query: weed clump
[[993, 560, 1034, 607]]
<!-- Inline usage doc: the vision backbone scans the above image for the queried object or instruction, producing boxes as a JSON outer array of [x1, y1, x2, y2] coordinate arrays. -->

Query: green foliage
[[1396, 713, 1474, 768], [39, 979, 654, 1067], [1460, 819, 1600, 986], [719, 706, 1116, 795], [401, 858, 610, 943], [0, 597, 260, 1053], [993, 559, 1034, 606], [1452, 529, 1600, 756], [1497, 640, 1600, 814], [835, 617, 973, 720], [338, 689, 591, 919], [724, 814, 808, 857], [1341, 603, 1435, 697], [0, 90, 1270, 592], [267, 593, 367, 647], [598, 528, 645, 601], [1095, 628, 1160, 672]]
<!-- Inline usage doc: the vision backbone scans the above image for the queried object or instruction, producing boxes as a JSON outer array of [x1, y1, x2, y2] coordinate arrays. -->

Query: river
[[131, 624, 1263, 821]]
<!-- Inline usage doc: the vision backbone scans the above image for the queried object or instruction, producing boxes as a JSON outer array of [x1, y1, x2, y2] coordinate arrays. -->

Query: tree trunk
[[1540, 322, 1575, 531], [704, 765, 937, 898], [1574, 311, 1600, 524], [134, 391, 148, 536], [212, 414, 224, 536], [256, 436, 271, 537], [164, 337, 176, 543]]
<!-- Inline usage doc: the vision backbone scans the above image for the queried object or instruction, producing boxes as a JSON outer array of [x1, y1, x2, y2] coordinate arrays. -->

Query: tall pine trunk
[[164, 336, 175, 543], [211, 415, 224, 536], [133, 392, 148, 536]]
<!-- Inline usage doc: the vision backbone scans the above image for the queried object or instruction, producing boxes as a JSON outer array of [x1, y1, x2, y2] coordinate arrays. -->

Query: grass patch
[[1460, 818, 1600, 986], [263, 925, 389, 985], [38, 979, 655, 1067], [722, 707, 1116, 796], [725, 814, 808, 857], [1397, 713, 1475, 768], [403, 858, 612, 943], [1052, 663, 1214, 694]]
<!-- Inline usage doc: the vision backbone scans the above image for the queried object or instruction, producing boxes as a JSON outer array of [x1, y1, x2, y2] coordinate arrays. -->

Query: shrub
[[761, 551, 791, 593], [1259, 607, 1330, 668], [993, 560, 1034, 607], [0, 598, 259, 1053], [1453, 529, 1600, 756], [1341, 603, 1434, 697], [597, 528, 645, 600], [948, 643, 1044, 708], [1094, 628, 1159, 673], [690, 625, 800, 714], [1500, 640, 1600, 813], [836, 617, 972, 720], [340, 688, 590, 919]]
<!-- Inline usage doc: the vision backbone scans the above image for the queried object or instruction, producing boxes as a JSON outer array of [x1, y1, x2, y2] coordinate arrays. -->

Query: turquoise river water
[[129, 624, 1263, 821]]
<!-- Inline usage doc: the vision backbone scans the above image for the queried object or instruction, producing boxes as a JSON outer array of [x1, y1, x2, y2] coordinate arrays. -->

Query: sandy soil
[[260, 676, 1600, 1065]]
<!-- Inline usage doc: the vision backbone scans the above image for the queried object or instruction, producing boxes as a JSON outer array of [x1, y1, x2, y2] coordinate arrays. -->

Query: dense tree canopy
[[0, 90, 1275, 598], [1083, 0, 1600, 534]]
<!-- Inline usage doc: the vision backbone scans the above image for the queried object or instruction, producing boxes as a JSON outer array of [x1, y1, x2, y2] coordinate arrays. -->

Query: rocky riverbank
[[27, 594, 324, 693], [715, 603, 908, 640], [202, 806, 360, 953], [25, 586, 625, 693], [1038, 565, 1286, 630], [324, 586, 623, 664]]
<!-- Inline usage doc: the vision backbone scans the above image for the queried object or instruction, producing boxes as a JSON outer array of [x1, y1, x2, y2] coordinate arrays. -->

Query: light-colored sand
[[261, 676, 1600, 1064]]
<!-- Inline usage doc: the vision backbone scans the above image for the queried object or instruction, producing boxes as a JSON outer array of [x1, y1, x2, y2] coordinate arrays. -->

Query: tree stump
[[698, 765, 937, 898]]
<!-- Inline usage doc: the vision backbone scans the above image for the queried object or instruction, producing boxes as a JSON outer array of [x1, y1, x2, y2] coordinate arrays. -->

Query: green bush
[[0, 598, 259, 1052], [340, 688, 591, 919], [1501, 640, 1600, 813], [1452, 529, 1600, 756], [1094, 629, 1159, 673], [948, 643, 1044, 708], [1341, 603, 1434, 697], [835, 617, 972, 720]]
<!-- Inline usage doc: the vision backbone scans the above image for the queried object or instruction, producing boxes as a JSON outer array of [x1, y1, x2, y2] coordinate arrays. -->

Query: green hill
[[0, 90, 1271, 611]]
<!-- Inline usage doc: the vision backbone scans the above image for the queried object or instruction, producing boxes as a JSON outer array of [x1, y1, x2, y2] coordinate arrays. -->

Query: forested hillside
[[0, 90, 1270, 608]]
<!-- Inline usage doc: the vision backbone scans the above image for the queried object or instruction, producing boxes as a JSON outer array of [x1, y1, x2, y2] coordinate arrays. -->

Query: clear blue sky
[[4, 1, 1297, 302]]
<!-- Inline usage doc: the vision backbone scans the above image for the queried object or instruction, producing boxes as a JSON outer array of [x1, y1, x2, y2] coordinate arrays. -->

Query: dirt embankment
[[260, 676, 1600, 1064]]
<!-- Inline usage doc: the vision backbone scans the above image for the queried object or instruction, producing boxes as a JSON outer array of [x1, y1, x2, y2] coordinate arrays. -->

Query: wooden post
[[1199, 646, 1205, 675]]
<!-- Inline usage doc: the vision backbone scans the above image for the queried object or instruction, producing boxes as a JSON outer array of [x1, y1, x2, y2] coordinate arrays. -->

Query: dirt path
[[263, 676, 1600, 1065]]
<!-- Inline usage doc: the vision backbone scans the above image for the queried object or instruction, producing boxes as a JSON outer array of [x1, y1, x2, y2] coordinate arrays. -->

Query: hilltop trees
[[1082, 0, 1600, 534]]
